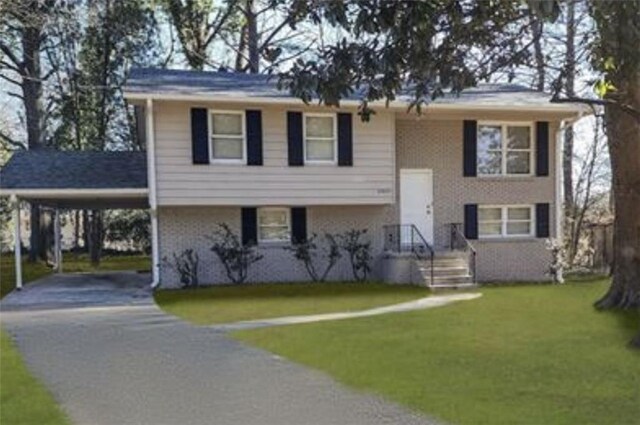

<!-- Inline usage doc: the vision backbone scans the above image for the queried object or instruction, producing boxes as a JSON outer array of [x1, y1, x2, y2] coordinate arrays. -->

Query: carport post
[[54, 209, 62, 272], [11, 195, 22, 290], [146, 98, 160, 288]]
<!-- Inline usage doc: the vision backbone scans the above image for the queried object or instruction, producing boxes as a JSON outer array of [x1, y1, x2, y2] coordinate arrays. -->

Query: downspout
[[11, 195, 23, 290], [145, 98, 160, 288]]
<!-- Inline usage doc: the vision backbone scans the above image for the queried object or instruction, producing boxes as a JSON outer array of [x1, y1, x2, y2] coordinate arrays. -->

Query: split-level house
[[1, 68, 587, 289], [124, 68, 587, 288]]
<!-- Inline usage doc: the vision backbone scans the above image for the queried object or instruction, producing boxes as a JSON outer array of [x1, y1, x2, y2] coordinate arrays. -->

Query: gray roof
[[124, 68, 568, 109], [0, 150, 147, 190]]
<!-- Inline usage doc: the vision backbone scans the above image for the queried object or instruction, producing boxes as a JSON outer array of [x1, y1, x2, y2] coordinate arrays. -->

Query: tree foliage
[[277, 0, 533, 119]]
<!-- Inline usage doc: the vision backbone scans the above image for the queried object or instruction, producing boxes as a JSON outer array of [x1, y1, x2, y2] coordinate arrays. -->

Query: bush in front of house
[[162, 249, 200, 288], [284, 233, 341, 282], [207, 223, 263, 284], [337, 229, 372, 282]]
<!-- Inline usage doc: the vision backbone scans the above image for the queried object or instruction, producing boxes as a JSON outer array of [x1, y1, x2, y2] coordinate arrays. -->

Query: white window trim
[[208, 109, 246, 164], [477, 121, 535, 177], [257, 207, 291, 244], [303, 112, 338, 165], [478, 204, 535, 239]]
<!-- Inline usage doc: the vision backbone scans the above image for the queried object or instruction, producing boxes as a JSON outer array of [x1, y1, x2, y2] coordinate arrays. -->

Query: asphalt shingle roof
[[124, 68, 561, 108], [0, 150, 147, 190]]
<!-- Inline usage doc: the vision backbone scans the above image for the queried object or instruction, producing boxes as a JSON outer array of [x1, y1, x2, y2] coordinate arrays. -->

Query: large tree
[[587, 2, 640, 346], [0, 0, 55, 262], [277, 0, 639, 347]]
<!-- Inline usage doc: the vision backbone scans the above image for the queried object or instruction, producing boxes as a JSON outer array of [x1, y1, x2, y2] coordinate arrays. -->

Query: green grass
[[0, 254, 51, 299], [155, 282, 430, 325], [234, 279, 640, 425], [0, 252, 150, 299], [1, 330, 70, 425]]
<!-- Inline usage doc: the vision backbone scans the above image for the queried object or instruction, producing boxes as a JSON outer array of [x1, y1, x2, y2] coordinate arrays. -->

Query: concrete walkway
[[1, 273, 444, 425], [212, 293, 482, 331]]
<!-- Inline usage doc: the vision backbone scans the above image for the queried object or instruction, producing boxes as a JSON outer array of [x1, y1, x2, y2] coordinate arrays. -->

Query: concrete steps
[[417, 251, 476, 289]]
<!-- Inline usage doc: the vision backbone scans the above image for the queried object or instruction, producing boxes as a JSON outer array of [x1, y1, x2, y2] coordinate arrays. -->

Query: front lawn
[[0, 252, 150, 299], [233, 279, 640, 425], [0, 330, 69, 425], [154, 282, 430, 325]]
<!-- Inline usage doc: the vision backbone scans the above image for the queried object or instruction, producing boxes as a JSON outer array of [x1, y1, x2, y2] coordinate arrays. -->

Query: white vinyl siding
[[477, 122, 533, 176], [153, 102, 395, 205], [479, 205, 534, 238]]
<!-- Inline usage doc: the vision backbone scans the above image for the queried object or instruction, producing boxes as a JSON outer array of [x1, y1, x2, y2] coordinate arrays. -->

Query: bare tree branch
[[0, 129, 25, 149]]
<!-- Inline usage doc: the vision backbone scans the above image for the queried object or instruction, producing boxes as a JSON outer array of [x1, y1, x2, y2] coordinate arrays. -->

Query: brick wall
[[395, 117, 558, 281], [158, 205, 392, 287]]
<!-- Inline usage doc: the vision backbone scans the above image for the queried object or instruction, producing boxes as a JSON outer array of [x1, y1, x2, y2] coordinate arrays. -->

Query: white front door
[[400, 169, 434, 245]]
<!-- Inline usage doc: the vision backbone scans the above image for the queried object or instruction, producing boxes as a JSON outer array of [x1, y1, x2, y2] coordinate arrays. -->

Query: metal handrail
[[449, 223, 477, 284], [383, 224, 435, 285]]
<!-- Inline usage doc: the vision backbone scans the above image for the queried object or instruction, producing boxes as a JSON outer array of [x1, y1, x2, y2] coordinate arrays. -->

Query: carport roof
[[1, 150, 147, 189], [0, 150, 148, 209]]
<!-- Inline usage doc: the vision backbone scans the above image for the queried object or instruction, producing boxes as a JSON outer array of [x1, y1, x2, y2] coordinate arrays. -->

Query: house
[[0, 68, 587, 289]]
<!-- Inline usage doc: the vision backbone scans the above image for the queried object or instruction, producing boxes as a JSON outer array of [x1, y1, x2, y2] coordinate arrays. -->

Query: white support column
[[54, 209, 62, 272], [146, 98, 160, 287], [11, 195, 22, 290]]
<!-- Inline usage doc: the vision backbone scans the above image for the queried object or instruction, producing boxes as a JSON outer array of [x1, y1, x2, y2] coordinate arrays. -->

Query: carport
[[0, 150, 158, 290]]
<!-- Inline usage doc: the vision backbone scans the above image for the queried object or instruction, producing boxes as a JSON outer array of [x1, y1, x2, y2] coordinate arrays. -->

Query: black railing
[[449, 223, 477, 284], [383, 224, 434, 285]]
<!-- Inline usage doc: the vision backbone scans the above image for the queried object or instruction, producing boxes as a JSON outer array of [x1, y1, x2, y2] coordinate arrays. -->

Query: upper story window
[[479, 205, 534, 238], [304, 113, 336, 164], [477, 123, 533, 176], [210, 110, 245, 162], [258, 207, 291, 243]]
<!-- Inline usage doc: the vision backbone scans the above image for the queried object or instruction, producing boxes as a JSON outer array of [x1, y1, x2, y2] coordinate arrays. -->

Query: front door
[[400, 169, 434, 245]]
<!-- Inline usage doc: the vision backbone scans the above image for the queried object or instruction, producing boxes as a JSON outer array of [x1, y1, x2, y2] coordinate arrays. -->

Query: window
[[304, 113, 336, 163], [210, 111, 245, 161], [258, 208, 290, 243], [477, 123, 533, 176], [479, 205, 534, 238]]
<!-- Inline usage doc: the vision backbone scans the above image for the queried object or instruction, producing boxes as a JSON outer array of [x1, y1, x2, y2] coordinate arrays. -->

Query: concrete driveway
[[1, 271, 152, 311], [1, 273, 435, 425]]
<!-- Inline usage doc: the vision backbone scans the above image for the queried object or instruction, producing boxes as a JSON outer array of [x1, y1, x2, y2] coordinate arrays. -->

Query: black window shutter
[[287, 112, 304, 166], [337, 113, 353, 166], [291, 207, 307, 243], [246, 110, 263, 166], [463, 120, 477, 177], [241, 208, 257, 246], [464, 204, 478, 240], [191, 108, 209, 164], [536, 203, 550, 238], [536, 121, 549, 176]]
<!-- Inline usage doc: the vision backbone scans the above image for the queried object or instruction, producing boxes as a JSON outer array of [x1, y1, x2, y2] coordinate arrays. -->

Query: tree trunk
[[246, 0, 259, 74], [82, 209, 90, 252], [88, 210, 103, 266], [590, 0, 640, 348], [531, 14, 545, 92], [235, 22, 248, 71], [563, 0, 576, 246], [21, 15, 47, 262], [595, 98, 640, 312], [73, 210, 80, 250]]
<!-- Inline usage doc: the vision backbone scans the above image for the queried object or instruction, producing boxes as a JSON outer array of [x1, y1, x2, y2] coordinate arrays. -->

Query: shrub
[[207, 223, 263, 284], [546, 238, 566, 284], [284, 233, 341, 282], [337, 229, 372, 281], [162, 249, 200, 288]]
